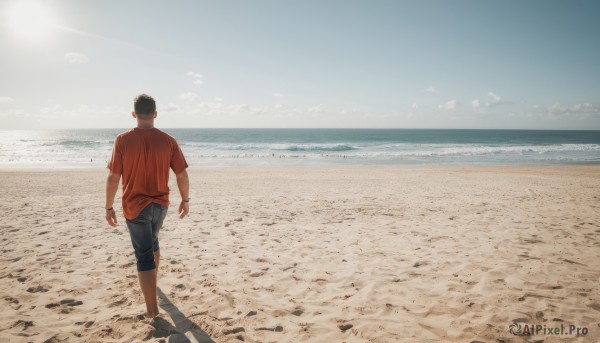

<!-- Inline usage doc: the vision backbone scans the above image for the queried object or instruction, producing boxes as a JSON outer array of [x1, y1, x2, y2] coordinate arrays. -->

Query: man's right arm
[[175, 170, 189, 218], [105, 172, 121, 227]]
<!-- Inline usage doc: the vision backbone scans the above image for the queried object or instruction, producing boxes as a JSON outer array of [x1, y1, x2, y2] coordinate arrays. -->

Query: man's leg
[[144, 204, 167, 317], [126, 205, 161, 318], [154, 249, 160, 278], [137, 268, 158, 318], [151, 204, 167, 284]]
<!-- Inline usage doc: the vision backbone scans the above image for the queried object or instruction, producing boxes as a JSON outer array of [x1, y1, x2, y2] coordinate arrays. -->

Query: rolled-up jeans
[[125, 203, 168, 271]]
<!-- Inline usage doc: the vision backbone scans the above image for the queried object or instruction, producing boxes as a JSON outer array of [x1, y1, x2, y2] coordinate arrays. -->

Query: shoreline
[[1, 164, 600, 172]]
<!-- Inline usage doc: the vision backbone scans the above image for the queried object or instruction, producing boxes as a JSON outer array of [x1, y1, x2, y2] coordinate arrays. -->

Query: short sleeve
[[107, 136, 123, 174], [170, 140, 188, 174]]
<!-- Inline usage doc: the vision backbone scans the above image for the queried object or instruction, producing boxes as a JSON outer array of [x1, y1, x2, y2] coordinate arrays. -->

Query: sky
[[0, 0, 599, 129]]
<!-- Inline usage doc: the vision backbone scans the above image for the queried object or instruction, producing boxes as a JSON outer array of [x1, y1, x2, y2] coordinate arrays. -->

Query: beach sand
[[1, 166, 599, 342]]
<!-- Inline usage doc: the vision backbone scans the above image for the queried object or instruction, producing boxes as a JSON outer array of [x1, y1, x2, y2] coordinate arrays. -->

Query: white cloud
[[160, 103, 178, 112], [0, 108, 23, 118], [214, 97, 223, 102], [179, 92, 197, 102], [548, 103, 566, 114], [0, 96, 14, 104], [187, 71, 204, 85], [444, 100, 458, 110], [472, 92, 503, 109], [187, 71, 202, 78], [425, 86, 437, 93], [308, 104, 324, 114], [64, 52, 89, 64], [571, 103, 599, 113], [488, 91, 501, 104], [273, 92, 284, 97], [546, 103, 599, 115], [412, 103, 418, 109]]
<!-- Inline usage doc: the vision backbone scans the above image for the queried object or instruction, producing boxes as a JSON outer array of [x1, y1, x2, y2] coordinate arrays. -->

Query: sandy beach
[[0, 166, 599, 342]]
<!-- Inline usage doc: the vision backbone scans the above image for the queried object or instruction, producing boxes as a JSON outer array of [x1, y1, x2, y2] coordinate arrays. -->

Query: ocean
[[0, 128, 599, 168]]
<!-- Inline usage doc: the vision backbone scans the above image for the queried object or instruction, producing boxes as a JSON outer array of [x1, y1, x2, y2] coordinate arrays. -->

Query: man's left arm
[[105, 172, 121, 227]]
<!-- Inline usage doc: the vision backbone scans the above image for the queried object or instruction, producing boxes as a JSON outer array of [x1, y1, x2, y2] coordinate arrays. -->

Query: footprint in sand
[[11, 320, 34, 331], [75, 320, 94, 328], [26, 285, 48, 293], [256, 325, 283, 332], [145, 317, 180, 340], [4, 296, 20, 310], [223, 327, 245, 335], [338, 323, 353, 332], [291, 306, 304, 316], [61, 298, 83, 306], [46, 299, 83, 309], [109, 297, 128, 307], [589, 303, 600, 312]]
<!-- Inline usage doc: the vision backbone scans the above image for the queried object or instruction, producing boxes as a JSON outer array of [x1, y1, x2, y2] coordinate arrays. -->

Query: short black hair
[[134, 94, 156, 115]]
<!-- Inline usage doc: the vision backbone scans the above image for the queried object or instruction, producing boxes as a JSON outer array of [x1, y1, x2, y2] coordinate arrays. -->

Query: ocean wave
[[274, 143, 358, 151], [350, 144, 600, 157], [2, 130, 599, 166], [182, 142, 359, 152]]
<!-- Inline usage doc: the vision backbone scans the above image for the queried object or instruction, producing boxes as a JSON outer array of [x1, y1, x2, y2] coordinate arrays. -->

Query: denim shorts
[[125, 203, 168, 272]]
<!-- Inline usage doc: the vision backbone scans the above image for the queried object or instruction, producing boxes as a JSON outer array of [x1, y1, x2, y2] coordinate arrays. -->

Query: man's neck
[[136, 120, 155, 129]]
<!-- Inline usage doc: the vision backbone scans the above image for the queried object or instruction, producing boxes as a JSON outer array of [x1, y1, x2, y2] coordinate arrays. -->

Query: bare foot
[[146, 310, 160, 319]]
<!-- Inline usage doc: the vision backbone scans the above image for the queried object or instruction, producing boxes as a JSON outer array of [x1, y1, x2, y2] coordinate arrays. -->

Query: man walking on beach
[[104, 94, 190, 318]]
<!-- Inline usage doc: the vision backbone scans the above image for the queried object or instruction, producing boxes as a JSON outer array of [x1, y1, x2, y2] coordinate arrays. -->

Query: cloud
[[0, 96, 14, 104], [179, 92, 197, 102], [160, 103, 178, 112], [187, 71, 204, 85], [472, 92, 504, 109], [546, 103, 599, 115], [273, 92, 284, 97], [187, 71, 202, 78], [488, 91, 501, 104], [307, 104, 325, 114], [444, 100, 458, 110], [424, 86, 437, 93], [64, 52, 89, 64], [412, 103, 418, 109], [571, 103, 599, 113]]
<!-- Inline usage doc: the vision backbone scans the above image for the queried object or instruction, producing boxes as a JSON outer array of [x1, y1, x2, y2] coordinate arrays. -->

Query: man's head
[[133, 94, 157, 120]]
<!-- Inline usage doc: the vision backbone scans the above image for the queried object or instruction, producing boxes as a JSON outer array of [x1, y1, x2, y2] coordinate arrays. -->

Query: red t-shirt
[[107, 128, 188, 220]]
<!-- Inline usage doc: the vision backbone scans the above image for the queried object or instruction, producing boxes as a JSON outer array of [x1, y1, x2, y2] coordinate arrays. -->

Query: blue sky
[[0, 0, 599, 129]]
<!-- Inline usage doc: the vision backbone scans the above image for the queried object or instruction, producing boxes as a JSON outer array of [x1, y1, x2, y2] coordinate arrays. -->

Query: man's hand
[[106, 208, 118, 227], [178, 201, 189, 218]]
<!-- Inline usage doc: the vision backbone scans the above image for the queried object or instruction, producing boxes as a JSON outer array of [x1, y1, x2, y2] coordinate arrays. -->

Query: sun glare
[[7, 2, 55, 40]]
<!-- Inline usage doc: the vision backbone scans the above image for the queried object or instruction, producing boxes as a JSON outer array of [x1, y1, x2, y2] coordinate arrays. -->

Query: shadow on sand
[[151, 287, 216, 343]]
